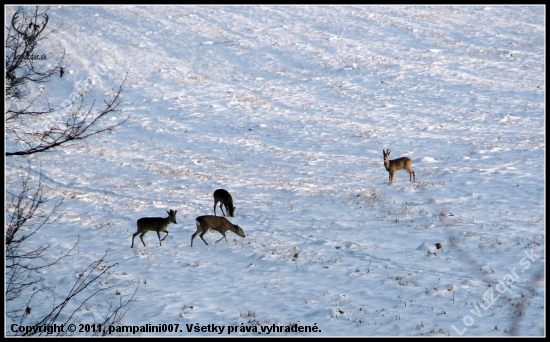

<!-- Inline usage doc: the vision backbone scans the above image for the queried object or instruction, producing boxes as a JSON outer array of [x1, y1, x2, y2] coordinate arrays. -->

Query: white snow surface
[[5, 5, 545, 337]]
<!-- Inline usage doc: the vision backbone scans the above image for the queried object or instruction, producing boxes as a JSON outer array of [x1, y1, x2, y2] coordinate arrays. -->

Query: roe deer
[[213, 189, 235, 217], [383, 149, 416, 185], [131, 209, 177, 248], [191, 215, 245, 247]]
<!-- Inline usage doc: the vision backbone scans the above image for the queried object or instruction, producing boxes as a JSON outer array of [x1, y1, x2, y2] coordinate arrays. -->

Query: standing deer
[[383, 149, 416, 185], [191, 215, 245, 247], [213, 189, 235, 217], [131, 209, 177, 248]]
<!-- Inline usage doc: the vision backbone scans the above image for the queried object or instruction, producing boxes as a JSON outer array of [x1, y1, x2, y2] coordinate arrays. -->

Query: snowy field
[[5, 5, 545, 336]]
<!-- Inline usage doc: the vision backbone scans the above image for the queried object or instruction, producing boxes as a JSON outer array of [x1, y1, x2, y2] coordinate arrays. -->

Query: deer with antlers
[[383, 149, 416, 185]]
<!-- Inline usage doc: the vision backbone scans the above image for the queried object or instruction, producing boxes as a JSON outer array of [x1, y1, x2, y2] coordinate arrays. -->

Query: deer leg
[[191, 221, 203, 247], [161, 230, 169, 241], [407, 170, 412, 182], [215, 232, 227, 243], [199, 231, 209, 245], [139, 232, 147, 247], [156, 231, 163, 246], [406, 169, 415, 182], [190, 231, 199, 247], [219, 203, 226, 217], [131, 232, 140, 248]]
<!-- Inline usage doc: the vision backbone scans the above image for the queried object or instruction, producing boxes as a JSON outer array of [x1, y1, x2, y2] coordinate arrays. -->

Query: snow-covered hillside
[[5, 5, 545, 336]]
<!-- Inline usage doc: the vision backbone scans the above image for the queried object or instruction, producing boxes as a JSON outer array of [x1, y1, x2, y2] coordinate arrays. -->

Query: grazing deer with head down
[[383, 149, 415, 185], [191, 215, 245, 247], [213, 189, 235, 217], [131, 209, 177, 248]]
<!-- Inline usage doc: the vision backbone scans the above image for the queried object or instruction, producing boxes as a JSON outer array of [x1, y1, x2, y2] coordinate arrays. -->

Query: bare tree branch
[[441, 218, 544, 336], [5, 6, 136, 334], [5, 6, 63, 98], [24, 253, 136, 336], [6, 73, 129, 156], [5, 162, 65, 315], [5, 6, 129, 157]]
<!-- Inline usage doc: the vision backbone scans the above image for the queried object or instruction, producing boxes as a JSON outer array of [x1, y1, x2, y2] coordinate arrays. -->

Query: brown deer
[[383, 149, 416, 185], [213, 189, 235, 217], [191, 215, 245, 247], [131, 209, 177, 248]]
